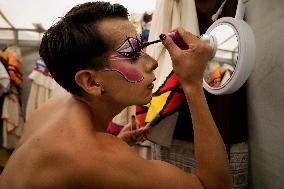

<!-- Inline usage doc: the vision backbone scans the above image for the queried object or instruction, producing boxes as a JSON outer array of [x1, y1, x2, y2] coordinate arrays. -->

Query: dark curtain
[[173, 0, 248, 154]]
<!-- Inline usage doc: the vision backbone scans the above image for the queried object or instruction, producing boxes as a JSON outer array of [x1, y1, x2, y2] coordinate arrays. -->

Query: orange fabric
[[210, 67, 225, 81], [0, 51, 22, 86], [136, 106, 148, 127]]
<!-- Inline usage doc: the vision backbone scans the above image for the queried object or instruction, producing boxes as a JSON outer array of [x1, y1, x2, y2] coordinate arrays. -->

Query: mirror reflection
[[204, 24, 239, 88]]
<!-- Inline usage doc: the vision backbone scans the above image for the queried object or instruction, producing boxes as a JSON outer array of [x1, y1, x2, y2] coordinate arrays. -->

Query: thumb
[[132, 128, 144, 135], [159, 33, 180, 58]]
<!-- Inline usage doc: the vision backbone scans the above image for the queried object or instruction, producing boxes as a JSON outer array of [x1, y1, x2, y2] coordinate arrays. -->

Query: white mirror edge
[[203, 17, 256, 95]]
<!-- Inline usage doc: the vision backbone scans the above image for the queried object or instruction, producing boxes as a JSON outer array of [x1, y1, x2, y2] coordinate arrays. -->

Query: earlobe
[[75, 70, 103, 96]]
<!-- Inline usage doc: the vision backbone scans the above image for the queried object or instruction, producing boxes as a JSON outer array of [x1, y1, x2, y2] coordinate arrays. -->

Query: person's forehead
[[98, 18, 139, 50]]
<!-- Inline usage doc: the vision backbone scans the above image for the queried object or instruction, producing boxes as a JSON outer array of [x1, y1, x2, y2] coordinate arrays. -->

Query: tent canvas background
[[0, 0, 156, 116], [0, 0, 156, 45], [0, 0, 284, 188]]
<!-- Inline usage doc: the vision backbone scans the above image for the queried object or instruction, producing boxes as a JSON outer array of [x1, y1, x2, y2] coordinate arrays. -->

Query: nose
[[145, 55, 158, 73]]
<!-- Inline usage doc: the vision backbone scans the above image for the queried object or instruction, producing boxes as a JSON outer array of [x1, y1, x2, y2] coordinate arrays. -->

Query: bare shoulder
[[1, 94, 98, 188], [77, 135, 205, 189]]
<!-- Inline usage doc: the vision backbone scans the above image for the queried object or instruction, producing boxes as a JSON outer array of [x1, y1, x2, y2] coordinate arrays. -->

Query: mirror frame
[[203, 17, 255, 95]]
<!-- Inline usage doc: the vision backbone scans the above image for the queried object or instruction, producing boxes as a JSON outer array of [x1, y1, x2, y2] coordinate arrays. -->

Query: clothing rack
[[0, 27, 45, 48], [0, 10, 46, 48]]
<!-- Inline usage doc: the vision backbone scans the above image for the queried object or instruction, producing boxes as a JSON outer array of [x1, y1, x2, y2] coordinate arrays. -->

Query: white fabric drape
[[146, 0, 200, 147], [25, 60, 55, 120], [147, 0, 199, 92], [112, 106, 136, 127], [2, 86, 24, 149]]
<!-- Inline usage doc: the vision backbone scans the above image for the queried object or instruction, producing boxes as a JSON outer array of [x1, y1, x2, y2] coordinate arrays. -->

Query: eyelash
[[118, 51, 141, 59]]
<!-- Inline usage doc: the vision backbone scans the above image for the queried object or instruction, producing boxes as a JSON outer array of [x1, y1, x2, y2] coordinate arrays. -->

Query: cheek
[[108, 63, 144, 82]]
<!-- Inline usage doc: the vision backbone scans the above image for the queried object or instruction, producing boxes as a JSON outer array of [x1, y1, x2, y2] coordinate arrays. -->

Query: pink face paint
[[116, 37, 140, 53], [103, 35, 145, 82], [114, 36, 143, 59], [104, 63, 144, 83]]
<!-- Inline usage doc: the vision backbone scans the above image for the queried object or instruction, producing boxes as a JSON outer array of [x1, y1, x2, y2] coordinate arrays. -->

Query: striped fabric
[[151, 141, 248, 189], [151, 140, 196, 173]]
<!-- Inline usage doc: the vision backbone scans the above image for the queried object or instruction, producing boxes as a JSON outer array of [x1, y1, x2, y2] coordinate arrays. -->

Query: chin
[[126, 92, 152, 106], [141, 95, 152, 105], [130, 97, 151, 106]]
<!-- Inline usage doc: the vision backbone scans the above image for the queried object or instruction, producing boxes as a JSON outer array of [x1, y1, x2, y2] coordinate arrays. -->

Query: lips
[[147, 83, 154, 89], [147, 78, 156, 89]]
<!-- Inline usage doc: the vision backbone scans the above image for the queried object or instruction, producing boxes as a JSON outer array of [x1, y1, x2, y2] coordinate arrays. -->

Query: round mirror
[[202, 17, 255, 95], [204, 24, 239, 89]]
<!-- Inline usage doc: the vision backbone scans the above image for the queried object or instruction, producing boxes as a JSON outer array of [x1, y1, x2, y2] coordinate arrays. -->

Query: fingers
[[134, 129, 148, 142], [175, 27, 199, 45], [130, 127, 149, 143], [140, 126, 150, 134], [159, 33, 180, 57], [136, 127, 149, 143], [135, 134, 147, 143], [118, 115, 150, 145], [131, 115, 139, 130], [176, 27, 213, 56]]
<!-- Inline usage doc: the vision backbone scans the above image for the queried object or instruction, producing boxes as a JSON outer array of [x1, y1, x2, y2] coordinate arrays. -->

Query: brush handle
[[143, 31, 188, 50]]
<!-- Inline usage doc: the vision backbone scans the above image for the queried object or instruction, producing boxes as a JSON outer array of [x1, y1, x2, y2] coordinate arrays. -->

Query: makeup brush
[[142, 31, 189, 50]]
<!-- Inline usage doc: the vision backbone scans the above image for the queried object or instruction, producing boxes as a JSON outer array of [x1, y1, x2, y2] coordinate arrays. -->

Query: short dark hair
[[39, 2, 129, 95]]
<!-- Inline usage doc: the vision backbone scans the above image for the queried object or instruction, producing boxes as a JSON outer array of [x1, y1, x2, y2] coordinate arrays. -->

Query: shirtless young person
[[0, 2, 232, 189]]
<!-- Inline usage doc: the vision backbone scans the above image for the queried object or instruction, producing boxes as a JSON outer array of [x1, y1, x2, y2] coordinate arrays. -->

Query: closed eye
[[115, 36, 144, 60], [118, 51, 142, 59]]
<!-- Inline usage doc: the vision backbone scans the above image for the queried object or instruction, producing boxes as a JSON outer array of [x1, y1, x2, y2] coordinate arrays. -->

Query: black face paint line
[[114, 36, 144, 59]]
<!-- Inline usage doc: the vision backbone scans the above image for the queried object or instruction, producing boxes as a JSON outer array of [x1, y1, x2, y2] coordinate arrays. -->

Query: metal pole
[[235, 0, 250, 20]]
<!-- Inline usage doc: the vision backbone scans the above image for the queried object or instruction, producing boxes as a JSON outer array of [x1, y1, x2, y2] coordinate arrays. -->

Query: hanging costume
[[0, 48, 24, 149], [2, 86, 24, 149], [25, 59, 55, 120]]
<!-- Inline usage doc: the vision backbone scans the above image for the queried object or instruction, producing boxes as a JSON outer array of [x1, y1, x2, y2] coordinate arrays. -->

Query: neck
[[72, 94, 125, 132]]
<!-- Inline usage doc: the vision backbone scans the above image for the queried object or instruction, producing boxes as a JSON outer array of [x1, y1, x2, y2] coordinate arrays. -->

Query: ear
[[75, 70, 104, 96]]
